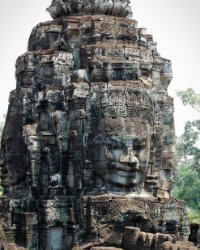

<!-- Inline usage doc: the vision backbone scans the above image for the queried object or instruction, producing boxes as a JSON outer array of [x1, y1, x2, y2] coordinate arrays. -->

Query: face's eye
[[112, 143, 124, 149], [133, 144, 143, 151], [106, 139, 124, 149], [87, 134, 105, 146], [93, 137, 105, 145], [132, 140, 147, 153]]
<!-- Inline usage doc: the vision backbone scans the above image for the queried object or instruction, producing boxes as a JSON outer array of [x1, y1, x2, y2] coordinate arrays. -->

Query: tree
[[176, 88, 200, 113], [172, 89, 200, 211]]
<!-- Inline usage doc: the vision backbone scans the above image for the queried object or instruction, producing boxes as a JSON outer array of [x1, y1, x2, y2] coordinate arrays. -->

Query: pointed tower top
[[47, 0, 132, 19]]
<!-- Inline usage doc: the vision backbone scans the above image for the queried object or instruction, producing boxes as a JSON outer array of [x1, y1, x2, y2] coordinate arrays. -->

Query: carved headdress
[[47, 0, 132, 19]]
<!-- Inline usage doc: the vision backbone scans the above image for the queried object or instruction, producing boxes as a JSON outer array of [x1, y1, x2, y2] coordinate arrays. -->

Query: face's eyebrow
[[110, 134, 148, 141], [110, 135, 130, 143], [106, 137, 125, 144]]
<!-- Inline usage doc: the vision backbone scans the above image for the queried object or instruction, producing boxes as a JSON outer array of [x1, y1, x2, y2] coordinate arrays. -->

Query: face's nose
[[119, 147, 139, 166]]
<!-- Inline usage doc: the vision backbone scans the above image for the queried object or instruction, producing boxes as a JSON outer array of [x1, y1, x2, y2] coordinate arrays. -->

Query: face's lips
[[106, 172, 141, 186], [114, 171, 138, 178], [108, 161, 147, 172]]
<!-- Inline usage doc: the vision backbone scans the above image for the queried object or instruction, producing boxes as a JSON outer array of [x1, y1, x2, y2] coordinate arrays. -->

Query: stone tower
[[0, 0, 198, 249]]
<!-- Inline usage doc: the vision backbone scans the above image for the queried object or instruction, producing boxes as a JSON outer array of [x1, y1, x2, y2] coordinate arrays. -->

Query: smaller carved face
[[87, 117, 151, 194], [2, 153, 27, 187], [0, 119, 27, 189]]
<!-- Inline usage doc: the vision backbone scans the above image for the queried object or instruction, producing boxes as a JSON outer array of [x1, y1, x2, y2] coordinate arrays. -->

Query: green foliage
[[172, 88, 200, 212], [172, 163, 200, 210], [188, 208, 200, 223], [176, 121, 200, 172], [176, 88, 200, 112]]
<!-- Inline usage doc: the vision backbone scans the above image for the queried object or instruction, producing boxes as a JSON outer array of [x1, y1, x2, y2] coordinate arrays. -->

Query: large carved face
[[87, 117, 151, 194]]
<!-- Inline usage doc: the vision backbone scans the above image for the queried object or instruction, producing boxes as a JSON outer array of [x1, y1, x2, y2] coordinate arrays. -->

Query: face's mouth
[[106, 171, 142, 187], [113, 171, 138, 178], [108, 161, 140, 172]]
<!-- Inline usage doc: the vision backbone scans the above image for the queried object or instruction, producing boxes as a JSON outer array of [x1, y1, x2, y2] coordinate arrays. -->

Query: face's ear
[[82, 133, 88, 148], [0, 148, 5, 166], [83, 132, 96, 148]]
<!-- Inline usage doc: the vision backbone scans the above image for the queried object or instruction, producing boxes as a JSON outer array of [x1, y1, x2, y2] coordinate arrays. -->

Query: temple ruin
[[0, 0, 199, 249]]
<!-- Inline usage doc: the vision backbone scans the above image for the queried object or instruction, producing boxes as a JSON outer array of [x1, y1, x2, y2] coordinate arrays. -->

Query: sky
[[0, 0, 199, 135]]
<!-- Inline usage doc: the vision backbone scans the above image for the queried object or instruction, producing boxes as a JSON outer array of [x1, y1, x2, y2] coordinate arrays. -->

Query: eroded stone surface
[[189, 224, 200, 248], [47, 0, 132, 19], [161, 241, 199, 250], [123, 227, 198, 250], [0, 1, 197, 250]]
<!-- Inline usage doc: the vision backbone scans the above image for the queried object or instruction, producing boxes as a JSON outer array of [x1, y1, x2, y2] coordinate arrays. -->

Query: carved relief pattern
[[0, 1, 197, 249]]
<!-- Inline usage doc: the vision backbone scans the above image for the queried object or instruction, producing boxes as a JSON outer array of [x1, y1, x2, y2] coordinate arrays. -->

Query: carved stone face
[[0, 116, 27, 192], [0, 138, 27, 196], [87, 117, 151, 194]]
